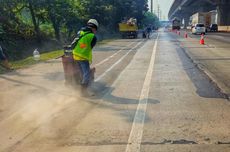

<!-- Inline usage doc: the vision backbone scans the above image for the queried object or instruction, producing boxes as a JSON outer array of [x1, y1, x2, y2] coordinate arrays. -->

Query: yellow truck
[[118, 18, 138, 38]]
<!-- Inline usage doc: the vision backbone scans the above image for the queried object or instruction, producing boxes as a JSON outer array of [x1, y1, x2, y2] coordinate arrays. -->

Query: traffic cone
[[200, 34, 205, 45], [184, 32, 188, 38]]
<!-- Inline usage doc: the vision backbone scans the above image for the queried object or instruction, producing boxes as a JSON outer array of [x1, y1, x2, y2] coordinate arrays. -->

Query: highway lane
[[187, 31, 230, 46], [142, 31, 230, 152], [0, 32, 230, 152], [0, 37, 148, 152], [175, 30, 230, 98]]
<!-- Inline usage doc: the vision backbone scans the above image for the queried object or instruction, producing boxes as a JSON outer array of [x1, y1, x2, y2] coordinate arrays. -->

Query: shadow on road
[[84, 81, 160, 123], [43, 71, 64, 81], [196, 58, 230, 61], [176, 47, 226, 99], [90, 81, 159, 104], [0, 75, 49, 91]]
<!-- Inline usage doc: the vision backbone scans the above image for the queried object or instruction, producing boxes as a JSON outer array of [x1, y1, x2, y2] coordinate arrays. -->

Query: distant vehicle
[[192, 23, 206, 35], [186, 26, 192, 30], [172, 18, 180, 30], [118, 18, 138, 39], [210, 24, 218, 32], [190, 10, 217, 32], [190, 12, 209, 28]]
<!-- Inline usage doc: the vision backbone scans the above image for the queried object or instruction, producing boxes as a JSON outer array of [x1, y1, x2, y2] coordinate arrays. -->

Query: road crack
[[141, 139, 197, 145], [217, 141, 230, 145]]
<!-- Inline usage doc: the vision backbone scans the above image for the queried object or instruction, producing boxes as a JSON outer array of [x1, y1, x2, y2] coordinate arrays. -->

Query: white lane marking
[[95, 41, 143, 82], [94, 42, 136, 67], [125, 33, 159, 152]]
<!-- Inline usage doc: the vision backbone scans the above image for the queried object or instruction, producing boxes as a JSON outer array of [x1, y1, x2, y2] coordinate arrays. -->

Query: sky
[[148, 0, 174, 20]]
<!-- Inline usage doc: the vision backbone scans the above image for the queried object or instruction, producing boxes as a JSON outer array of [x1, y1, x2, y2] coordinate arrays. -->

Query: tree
[[0, 0, 151, 42], [27, 0, 42, 41], [110, 0, 149, 26], [142, 12, 160, 28]]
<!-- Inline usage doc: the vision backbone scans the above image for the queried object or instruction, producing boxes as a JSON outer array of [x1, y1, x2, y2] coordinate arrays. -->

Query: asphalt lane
[[0, 32, 230, 152], [187, 31, 230, 45], [175, 30, 230, 98], [142, 31, 230, 152], [0, 37, 149, 152]]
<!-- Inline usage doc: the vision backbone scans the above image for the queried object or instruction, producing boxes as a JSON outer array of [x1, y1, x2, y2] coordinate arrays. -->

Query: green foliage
[[10, 49, 63, 69], [0, 0, 153, 41], [142, 12, 160, 28], [0, 0, 160, 63], [40, 23, 54, 37]]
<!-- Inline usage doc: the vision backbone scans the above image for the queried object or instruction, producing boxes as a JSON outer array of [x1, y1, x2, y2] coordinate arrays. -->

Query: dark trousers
[[76, 60, 90, 86], [0, 46, 7, 60]]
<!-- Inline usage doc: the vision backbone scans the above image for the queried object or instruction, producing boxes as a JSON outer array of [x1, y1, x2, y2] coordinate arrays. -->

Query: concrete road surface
[[0, 31, 230, 152]]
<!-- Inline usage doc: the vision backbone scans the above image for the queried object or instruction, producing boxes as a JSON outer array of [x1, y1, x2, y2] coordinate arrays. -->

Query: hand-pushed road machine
[[61, 46, 95, 86]]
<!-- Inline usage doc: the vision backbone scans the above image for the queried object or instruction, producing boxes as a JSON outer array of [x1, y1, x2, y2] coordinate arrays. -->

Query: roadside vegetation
[[0, 0, 159, 72]]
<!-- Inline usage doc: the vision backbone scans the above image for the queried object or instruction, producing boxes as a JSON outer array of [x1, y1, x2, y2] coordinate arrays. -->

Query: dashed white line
[[94, 42, 136, 67], [95, 41, 143, 82]]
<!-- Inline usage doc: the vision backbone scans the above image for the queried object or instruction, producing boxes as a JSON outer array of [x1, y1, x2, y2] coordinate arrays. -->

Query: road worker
[[72, 19, 99, 96], [0, 45, 13, 70]]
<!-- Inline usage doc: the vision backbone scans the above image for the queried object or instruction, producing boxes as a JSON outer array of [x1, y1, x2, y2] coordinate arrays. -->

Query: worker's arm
[[91, 36, 97, 48]]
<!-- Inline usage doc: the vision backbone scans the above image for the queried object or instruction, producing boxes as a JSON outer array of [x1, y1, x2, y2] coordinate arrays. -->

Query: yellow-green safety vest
[[72, 31, 95, 63]]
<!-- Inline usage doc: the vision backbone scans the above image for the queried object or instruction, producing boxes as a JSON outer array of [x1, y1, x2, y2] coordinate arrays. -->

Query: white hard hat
[[87, 19, 99, 29]]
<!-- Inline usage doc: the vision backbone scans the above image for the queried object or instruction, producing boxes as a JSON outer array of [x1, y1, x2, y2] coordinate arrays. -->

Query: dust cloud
[[0, 63, 86, 150]]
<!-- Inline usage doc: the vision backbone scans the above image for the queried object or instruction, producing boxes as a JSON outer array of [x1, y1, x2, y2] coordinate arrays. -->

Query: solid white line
[[94, 42, 136, 67], [125, 33, 159, 152], [95, 41, 143, 82]]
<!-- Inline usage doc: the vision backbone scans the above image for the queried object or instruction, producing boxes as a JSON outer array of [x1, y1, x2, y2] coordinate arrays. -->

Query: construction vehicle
[[210, 10, 218, 25], [172, 17, 181, 30], [190, 12, 209, 29], [118, 18, 138, 38], [190, 11, 217, 32]]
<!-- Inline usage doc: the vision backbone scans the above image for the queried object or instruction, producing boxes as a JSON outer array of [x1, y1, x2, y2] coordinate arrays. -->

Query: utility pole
[[157, 4, 160, 20], [153, 0, 158, 15], [151, 0, 153, 13], [159, 10, 162, 21]]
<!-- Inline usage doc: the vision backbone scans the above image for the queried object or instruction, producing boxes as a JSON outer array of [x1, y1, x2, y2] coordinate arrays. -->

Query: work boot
[[80, 84, 90, 97], [80, 84, 95, 98]]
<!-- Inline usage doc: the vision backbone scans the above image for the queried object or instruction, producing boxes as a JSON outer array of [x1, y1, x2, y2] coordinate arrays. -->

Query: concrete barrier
[[218, 26, 230, 32], [176, 26, 230, 32]]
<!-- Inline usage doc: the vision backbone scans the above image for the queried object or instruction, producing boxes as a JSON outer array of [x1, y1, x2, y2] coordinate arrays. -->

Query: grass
[[0, 38, 118, 74], [0, 50, 64, 73], [12, 49, 64, 68]]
